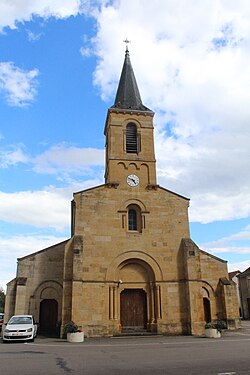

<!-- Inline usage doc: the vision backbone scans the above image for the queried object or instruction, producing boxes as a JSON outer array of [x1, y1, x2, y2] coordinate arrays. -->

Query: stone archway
[[106, 251, 163, 281], [31, 281, 63, 336], [106, 253, 162, 333], [201, 286, 212, 323]]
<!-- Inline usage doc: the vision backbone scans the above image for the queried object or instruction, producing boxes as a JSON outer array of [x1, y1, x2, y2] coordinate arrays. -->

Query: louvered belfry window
[[126, 123, 137, 153]]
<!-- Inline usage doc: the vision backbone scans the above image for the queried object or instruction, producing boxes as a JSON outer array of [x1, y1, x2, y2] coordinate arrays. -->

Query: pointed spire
[[111, 45, 152, 112]]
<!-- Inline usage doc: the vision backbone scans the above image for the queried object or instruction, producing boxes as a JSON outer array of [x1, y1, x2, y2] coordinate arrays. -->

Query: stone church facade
[[5, 48, 239, 337]]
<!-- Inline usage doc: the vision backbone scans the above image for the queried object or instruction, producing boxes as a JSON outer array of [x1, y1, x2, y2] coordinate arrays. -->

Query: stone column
[[113, 286, 118, 320], [150, 283, 155, 323], [109, 286, 113, 319], [156, 284, 162, 319], [109, 285, 118, 320]]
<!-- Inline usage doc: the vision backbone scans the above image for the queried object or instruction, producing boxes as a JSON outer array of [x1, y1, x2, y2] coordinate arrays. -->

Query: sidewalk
[[30, 320, 250, 345], [221, 319, 250, 338], [238, 319, 250, 330]]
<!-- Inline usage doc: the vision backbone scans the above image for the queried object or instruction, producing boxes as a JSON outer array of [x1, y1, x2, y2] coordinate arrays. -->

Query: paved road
[[1, 321, 250, 375]]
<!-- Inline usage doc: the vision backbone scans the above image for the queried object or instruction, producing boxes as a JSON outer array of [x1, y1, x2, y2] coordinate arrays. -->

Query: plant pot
[[205, 328, 221, 338], [67, 332, 84, 343]]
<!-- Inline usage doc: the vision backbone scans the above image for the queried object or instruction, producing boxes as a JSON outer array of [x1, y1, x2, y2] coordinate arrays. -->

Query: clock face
[[127, 174, 140, 187]]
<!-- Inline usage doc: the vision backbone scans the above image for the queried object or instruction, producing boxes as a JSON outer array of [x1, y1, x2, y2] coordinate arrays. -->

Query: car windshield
[[9, 316, 32, 325]]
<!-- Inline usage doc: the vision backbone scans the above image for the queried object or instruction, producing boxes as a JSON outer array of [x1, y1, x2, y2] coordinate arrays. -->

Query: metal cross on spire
[[123, 38, 131, 52]]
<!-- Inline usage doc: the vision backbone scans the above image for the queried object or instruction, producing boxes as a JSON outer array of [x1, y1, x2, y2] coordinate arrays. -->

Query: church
[[5, 47, 239, 337]]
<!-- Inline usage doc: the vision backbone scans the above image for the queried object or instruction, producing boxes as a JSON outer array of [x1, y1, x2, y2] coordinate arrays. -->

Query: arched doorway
[[120, 289, 147, 332], [39, 299, 58, 335], [106, 252, 162, 334], [202, 287, 212, 323]]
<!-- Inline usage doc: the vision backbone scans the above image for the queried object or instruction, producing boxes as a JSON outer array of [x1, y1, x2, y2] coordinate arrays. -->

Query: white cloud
[[0, 234, 68, 290], [228, 226, 250, 241], [0, 0, 86, 32], [228, 260, 250, 273], [199, 224, 250, 249], [0, 189, 70, 231], [211, 247, 250, 255], [0, 177, 104, 230], [197, 224, 250, 272], [0, 142, 105, 183], [33, 144, 104, 175], [0, 144, 28, 168], [0, 179, 103, 289], [214, 226, 250, 246], [89, 0, 250, 224], [26, 29, 44, 42], [0, 62, 39, 106], [188, 192, 250, 224], [80, 46, 93, 58]]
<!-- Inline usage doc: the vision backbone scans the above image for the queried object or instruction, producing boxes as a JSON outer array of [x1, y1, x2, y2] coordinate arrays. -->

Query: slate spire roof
[[111, 47, 152, 112]]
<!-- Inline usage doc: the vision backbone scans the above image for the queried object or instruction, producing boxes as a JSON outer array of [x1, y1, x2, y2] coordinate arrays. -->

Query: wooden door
[[203, 298, 211, 323], [120, 289, 147, 331], [39, 299, 58, 335]]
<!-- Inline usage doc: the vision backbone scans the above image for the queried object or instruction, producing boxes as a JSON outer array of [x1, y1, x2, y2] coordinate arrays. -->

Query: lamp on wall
[[117, 280, 123, 287]]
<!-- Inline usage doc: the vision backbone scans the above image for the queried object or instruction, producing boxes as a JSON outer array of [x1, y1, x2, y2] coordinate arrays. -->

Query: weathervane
[[123, 38, 131, 52]]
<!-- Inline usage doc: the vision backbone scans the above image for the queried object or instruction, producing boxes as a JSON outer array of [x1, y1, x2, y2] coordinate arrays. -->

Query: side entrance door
[[203, 297, 211, 323], [39, 299, 58, 335], [120, 289, 147, 331]]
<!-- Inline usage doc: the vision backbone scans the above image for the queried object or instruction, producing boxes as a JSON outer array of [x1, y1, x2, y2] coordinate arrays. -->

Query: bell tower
[[104, 47, 157, 189]]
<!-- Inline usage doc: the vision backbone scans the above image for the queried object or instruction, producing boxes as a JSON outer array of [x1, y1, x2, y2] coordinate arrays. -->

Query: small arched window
[[126, 123, 138, 153], [128, 204, 142, 232], [128, 208, 137, 230]]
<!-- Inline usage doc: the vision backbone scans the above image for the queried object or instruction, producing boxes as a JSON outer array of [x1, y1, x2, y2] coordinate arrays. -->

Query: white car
[[2, 315, 37, 343]]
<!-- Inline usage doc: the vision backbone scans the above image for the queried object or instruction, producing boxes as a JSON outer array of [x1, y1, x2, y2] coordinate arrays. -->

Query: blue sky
[[0, 0, 250, 289]]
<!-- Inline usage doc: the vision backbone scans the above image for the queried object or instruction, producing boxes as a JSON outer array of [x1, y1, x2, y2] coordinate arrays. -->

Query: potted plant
[[63, 321, 84, 343], [205, 322, 221, 338]]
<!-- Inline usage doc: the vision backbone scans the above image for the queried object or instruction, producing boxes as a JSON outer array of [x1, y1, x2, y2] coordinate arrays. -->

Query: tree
[[0, 288, 5, 313]]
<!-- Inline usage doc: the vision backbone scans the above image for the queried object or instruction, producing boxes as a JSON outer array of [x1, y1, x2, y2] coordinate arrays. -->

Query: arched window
[[128, 208, 137, 230], [126, 123, 138, 153], [128, 204, 142, 232]]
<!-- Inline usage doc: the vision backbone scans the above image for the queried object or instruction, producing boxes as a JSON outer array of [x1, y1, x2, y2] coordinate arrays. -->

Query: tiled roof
[[237, 267, 250, 277], [228, 270, 241, 280]]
